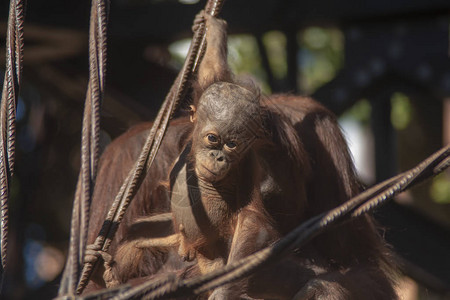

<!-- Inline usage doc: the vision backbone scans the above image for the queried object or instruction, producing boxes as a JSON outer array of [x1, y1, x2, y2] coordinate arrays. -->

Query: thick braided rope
[[75, 0, 226, 294], [58, 0, 109, 297], [90, 145, 450, 299], [0, 0, 25, 286]]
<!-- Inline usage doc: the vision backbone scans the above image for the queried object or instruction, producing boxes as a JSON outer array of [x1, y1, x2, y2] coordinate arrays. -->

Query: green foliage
[[228, 34, 271, 93], [299, 27, 344, 93], [341, 99, 372, 124], [228, 35, 266, 83], [168, 35, 270, 93], [430, 173, 450, 204], [262, 31, 287, 80], [168, 26, 345, 95], [391, 92, 412, 130]]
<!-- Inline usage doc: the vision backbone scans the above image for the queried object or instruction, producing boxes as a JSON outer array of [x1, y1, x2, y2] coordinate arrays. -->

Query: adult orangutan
[[84, 12, 397, 299]]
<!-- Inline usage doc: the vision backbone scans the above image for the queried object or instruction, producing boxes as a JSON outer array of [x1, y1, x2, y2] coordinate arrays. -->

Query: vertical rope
[[0, 0, 25, 287], [58, 0, 109, 297], [76, 0, 226, 294]]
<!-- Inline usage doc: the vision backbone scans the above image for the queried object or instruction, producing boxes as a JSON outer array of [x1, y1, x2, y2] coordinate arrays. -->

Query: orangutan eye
[[225, 141, 237, 149], [207, 134, 218, 143]]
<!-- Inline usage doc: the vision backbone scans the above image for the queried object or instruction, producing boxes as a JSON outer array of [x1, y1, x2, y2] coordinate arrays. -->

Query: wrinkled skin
[[192, 82, 262, 182]]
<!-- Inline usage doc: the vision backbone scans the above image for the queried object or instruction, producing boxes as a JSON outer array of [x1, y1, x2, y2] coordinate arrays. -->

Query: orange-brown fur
[[84, 13, 397, 299]]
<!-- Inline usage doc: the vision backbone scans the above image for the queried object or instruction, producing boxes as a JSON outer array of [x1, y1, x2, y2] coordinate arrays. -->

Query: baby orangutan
[[88, 12, 397, 299], [169, 80, 276, 272]]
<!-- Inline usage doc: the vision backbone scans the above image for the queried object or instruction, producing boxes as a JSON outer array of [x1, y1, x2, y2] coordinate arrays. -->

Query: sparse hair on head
[[190, 75, 261, 108]]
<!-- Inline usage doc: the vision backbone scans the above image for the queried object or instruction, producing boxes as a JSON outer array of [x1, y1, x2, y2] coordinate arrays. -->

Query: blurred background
[[0, 0, 449, 298]]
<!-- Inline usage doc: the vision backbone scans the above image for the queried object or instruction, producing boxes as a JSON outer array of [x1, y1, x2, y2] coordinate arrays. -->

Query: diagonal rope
[[75, 0, 226, 294], [58, 0, 110, 297], [0, 0, 25, 287], [85, 144, 449, 300]]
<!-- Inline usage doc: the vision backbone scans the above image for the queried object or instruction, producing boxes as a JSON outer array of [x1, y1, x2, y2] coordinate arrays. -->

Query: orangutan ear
[[189, 105, 197, 123]]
